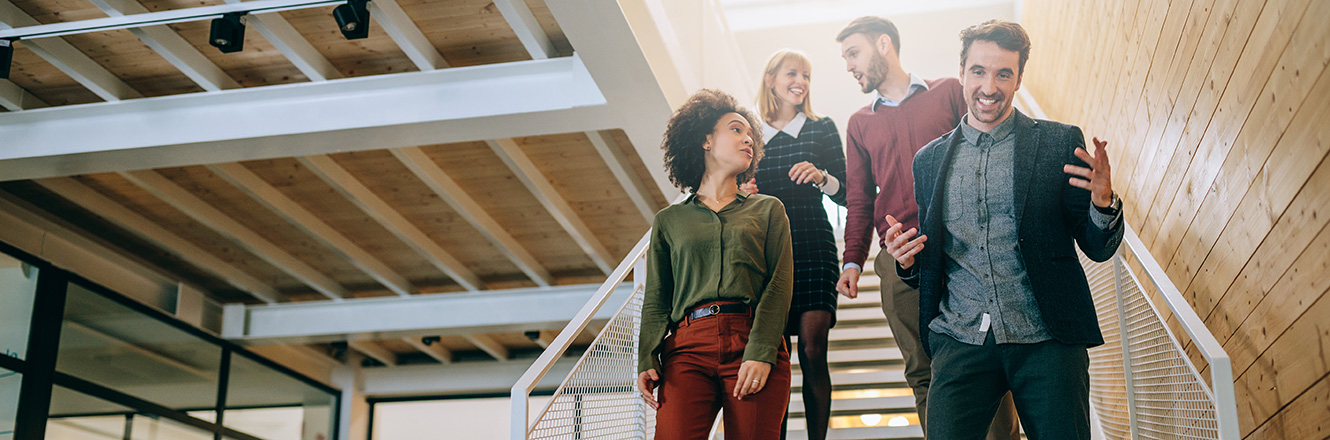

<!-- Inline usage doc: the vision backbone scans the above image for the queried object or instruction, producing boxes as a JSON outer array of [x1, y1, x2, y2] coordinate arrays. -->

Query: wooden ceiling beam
[[120, 169, 347, 300], [221, 0, 341, 82], [401, 337, 452, 364], [298, 154, 484, 292], [494, 0, 556, 60], [0, 0, 142, 101], [487, 138, 614, 274], [391, 147, 553, 287], [208, 162, 414, 296], [0, 79, 46, 111], [35, 177, 282, 304], [86, 0, 240, 92], [464, 334, 509, 361], [586, 130, 657, 224], [348, 340, 397, 366], [367, 0, 447, 70]]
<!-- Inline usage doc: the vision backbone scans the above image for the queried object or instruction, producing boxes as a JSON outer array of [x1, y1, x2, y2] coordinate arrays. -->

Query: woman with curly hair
[[743, 49, 846, 440], [637, 89, 795, 439]]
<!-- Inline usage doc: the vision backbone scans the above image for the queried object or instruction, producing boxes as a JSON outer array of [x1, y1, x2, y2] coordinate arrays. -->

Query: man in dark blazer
[[881, 20, 1123, 440]]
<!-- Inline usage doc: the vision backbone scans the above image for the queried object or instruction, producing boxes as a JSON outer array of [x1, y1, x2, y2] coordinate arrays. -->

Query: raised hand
[[1064, 137, 1115, 207], [881, 215, 926, 269], [739, 178, 759, 194], [788, 161, 826, 185]]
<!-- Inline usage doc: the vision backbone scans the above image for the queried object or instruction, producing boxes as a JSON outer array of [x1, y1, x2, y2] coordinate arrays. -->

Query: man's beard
[[861, 51, 888, 94], [968, 90, 1011, 124]]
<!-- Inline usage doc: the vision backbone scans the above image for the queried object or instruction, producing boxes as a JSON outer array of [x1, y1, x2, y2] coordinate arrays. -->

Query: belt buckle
[[707, 304, 720, 316]]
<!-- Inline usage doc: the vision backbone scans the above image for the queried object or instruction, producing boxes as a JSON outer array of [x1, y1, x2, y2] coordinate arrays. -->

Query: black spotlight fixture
[[333, 0, 370, 40], [0, 38, 14, 79], [209, 12, 246, 53]]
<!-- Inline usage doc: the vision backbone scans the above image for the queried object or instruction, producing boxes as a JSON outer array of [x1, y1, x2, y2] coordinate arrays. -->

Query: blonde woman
[[744, 49, 846, 440]]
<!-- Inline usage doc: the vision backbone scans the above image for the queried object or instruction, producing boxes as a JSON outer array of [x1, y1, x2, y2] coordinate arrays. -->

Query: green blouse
[[638, 191, 794, 373]]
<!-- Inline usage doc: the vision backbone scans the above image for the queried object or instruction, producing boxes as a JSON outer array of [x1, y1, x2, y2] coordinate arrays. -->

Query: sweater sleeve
[[743, 199, 793, 366], [638, 213, 674, 373], [842, 117, 877, 268]]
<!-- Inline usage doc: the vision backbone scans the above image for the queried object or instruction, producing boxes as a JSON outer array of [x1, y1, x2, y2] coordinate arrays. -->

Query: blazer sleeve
[[895, 143, 934, 289], [1060, 126, 1124, 262]]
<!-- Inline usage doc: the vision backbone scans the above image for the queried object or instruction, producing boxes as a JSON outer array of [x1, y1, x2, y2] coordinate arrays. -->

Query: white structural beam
[[585, 130, 657, 223], [120, 170, 347, 300], [487, 138, 614, 274], [362, 356, 577, 396], [0, 0, 141, 102], [0, 56, 608, 181], [464, 334, 509, 361], [86, 0, 240, 92], [367, 0, 447, 70], [493, 0, 556, 60], [0, 80, 46, 111], [208, 162, 414, 296], [222, 282, 632, 344], [221, 0, 341, 81], [391, 147, 553, 287], [298, 155, 484, 292], [347, 340, 397, 366], [35, 177, 282, 304], [401, 337, 452, 364], [546, 0, 679, 202]]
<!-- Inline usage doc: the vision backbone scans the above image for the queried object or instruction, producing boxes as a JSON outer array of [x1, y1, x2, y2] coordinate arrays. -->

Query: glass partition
[[1, 367, 20, 440], [0, 253, 38, 361], [225, 353, 335, 440]]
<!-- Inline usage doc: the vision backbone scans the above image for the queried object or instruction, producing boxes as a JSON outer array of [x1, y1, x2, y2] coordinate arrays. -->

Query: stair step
[[787, 396, 916, 417], [793, 369, 908, 391], [826, 325, 893, 344], [831, 307, 889, 325], [837, 290, 881, 309], [786, 425, 924, 440], [794, 347, 901, 366]]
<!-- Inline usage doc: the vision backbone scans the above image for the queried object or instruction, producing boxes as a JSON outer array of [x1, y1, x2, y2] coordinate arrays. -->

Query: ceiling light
[[209, 12, 246, 53], [333, 0, 370, 40]]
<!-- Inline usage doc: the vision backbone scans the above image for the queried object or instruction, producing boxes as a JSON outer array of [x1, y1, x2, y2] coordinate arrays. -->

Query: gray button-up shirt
[[929, 115, 1117, 346]]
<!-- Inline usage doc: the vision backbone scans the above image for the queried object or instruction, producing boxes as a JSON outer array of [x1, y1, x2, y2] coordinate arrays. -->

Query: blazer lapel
[[1011, 110, 1039, 227], [927, 126, 966, 238]]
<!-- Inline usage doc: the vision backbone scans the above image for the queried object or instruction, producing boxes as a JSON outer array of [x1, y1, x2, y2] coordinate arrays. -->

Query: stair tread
[[787, 395, 916, 414], [793, 369, 907, 387], [785, 425, 923, 440]]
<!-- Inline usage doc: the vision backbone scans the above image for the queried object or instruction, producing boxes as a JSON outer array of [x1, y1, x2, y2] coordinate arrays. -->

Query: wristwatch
[[814, 169, 829, 188], [1094, 192, 1121, 215]]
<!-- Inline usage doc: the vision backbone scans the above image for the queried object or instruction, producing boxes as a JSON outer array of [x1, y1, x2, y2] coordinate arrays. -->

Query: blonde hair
[[758, 49, 821, 125]]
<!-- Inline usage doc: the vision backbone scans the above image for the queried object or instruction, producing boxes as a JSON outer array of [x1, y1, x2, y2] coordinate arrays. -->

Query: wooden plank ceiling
[[0, 0, 666, 366]]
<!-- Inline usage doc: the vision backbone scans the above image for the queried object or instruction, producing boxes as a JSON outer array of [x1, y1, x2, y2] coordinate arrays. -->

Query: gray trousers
[[875, 250, 1020, 439], [926, 329, 1091, 440]]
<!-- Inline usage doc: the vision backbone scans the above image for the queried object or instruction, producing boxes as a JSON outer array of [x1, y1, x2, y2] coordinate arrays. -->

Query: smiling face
[[768, 60, 811, 109], [704, 112, 756, 178], [841, 33, 891, 94], [960, 39, 1022, 131]]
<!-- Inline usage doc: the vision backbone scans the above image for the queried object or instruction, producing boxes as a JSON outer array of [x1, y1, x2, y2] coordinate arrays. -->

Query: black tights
[[782, 310, 834, 440]]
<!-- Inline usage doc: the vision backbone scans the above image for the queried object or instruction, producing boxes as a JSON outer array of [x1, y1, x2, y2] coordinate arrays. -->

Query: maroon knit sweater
[[842, 77, 967, 268]]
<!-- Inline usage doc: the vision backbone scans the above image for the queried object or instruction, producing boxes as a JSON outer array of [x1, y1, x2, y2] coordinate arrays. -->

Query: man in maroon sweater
[[833, 16, 1018, 437]]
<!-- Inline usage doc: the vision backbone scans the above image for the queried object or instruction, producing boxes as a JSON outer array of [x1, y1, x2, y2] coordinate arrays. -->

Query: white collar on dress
[[761, 111, 807, 144]]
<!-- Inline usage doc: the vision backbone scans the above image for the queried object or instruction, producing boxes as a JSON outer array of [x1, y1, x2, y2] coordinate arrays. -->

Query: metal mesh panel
[[1082, 251, 1223, 439], [529, 284, 656, 440]]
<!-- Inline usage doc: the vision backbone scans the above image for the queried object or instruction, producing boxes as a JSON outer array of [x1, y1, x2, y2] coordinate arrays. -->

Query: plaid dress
[[755, 114, 847, 333]]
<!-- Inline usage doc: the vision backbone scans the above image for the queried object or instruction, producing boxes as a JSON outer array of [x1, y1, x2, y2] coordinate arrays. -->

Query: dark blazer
[[899, 109, 1123, 356]]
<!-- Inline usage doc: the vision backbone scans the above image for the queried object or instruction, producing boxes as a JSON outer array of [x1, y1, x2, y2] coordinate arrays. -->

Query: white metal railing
[[1082, 224, 1240, 439]]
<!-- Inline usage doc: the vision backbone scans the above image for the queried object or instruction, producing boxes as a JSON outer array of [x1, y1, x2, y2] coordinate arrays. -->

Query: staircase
[[783, 266, 925, 440]]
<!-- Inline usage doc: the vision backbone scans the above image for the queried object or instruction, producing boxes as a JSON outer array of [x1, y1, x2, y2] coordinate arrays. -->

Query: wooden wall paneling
[[34, 177, 282, 303], [1136, 0, 1260, 248], [239, 158, 454, 293], [1085, 0, 1140, 134], [8, 0, 105, 22], [276, 6, 417, 78], [1230, 283, 1330, 435], [397, 0, 528, 67], [412, 141, 601, 280], [87, 0, 242, 91], [609, 129, 671, 209], [0, 0, 142, 102], [1242, 371, 1330, 439], [298, 153, 485, 291], [1122, 0, 1220, 229], [1102, 0, 1169, 180], [70, 173, 305, 293], [488, 137, 615, 274], [208, 162, 416, 296], [1164, 13, 1330, 304], [1149, 0, 1314, 275], [61, 29, 206, 97], [120, 169, 348, 299], [521, 0, 573, 57], [515, 132, 651, 263]]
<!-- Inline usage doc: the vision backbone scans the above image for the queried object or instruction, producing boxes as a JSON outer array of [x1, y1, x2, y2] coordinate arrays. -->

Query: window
[[0, 367, 20, 440], [0, 253, 38, 361], [225, 353, 336, 440]]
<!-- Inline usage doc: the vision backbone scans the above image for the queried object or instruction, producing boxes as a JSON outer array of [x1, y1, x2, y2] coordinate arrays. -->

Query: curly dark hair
[[661, 89, 764, 193]]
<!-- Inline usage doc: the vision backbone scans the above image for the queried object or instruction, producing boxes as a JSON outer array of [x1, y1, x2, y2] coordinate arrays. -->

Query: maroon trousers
[[654, 304, 791, 439]]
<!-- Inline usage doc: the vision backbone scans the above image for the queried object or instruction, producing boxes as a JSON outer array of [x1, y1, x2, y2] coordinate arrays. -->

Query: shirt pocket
[[726, 215, 769, 275], [944, 167, 970, 222]]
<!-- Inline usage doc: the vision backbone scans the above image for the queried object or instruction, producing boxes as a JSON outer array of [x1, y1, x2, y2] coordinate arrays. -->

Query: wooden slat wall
[[1022, 0, 1330, 437]]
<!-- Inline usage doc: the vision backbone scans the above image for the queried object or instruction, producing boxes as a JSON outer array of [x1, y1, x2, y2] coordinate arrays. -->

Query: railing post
[[1112, 256, 1139, 440], [633, 256, 648, 438], [511, 386, 528, 440]]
